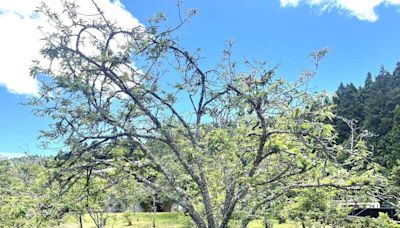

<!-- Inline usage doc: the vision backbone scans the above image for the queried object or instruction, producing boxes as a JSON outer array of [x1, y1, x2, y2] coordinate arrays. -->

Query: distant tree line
[[333, 62, 400, 170]]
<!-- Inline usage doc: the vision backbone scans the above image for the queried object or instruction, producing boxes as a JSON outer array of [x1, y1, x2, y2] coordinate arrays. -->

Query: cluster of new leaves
[[0, 155, 150, 227], [29, 1, 381, 227], [287, 188, 348, 227], [43, 145, 154, 227], [0, 157, 50, 227]]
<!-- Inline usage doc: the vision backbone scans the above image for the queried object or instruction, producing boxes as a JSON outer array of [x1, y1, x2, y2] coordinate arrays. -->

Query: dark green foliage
[[363, 67, 399, 139], [384, 106, 400, 169], [333, 62, 400, 169], [333, 83, 363, 143]]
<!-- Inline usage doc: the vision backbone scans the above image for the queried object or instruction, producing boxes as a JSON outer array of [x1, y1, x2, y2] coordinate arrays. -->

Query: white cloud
[[0, 0, 141, 96], [281, 0, 302, 7], [280, 0, 400, 22], [0, 152, 25, 159]]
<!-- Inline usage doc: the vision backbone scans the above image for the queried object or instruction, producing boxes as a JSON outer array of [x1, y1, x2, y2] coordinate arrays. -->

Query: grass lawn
[[56, 212, 190, 228], [55, 212, 300, 228]]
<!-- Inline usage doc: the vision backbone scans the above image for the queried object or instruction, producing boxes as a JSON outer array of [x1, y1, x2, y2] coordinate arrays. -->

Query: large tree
[[30, 1, 377, 227]]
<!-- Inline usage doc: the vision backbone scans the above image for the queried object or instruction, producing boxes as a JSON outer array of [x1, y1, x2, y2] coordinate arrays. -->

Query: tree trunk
[[79, 214, 83, 228], [152, 194, 157, 228], [264, 218, 272, 228], [241, 218, 251, 228]]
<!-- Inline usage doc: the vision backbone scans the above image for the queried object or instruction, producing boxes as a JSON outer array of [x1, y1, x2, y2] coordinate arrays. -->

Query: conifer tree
[[384, 106, 400, 169]]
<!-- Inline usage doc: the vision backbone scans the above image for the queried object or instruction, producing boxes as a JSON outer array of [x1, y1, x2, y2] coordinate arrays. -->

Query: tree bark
[[152, 193, 156, 228], [79, 213, 83, 228]]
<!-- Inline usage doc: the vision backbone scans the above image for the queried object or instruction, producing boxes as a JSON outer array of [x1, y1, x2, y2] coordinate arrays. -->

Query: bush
[[340, 213, 400, 228]]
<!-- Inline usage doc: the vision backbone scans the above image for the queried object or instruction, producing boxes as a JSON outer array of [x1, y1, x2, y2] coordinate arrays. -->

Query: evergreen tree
[[383, 106, 400, 169], [363, 67, 392, 138], [333, 63, 400, 168], [333, 83, 362, 143], [364, 72, 373, 88]]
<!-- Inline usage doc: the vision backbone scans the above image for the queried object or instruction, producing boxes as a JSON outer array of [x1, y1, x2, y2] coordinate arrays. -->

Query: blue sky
[[1, 0, 400, 156]]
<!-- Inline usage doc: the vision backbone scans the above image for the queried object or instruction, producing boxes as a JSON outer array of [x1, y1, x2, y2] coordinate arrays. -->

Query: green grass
[[56, 212, 191, 228], [232, 219, 299, 228], [54, 212, 300, 228]]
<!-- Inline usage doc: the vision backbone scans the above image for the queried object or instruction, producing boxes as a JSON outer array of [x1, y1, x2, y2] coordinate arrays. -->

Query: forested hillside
[[333, 62, 400, 170]]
